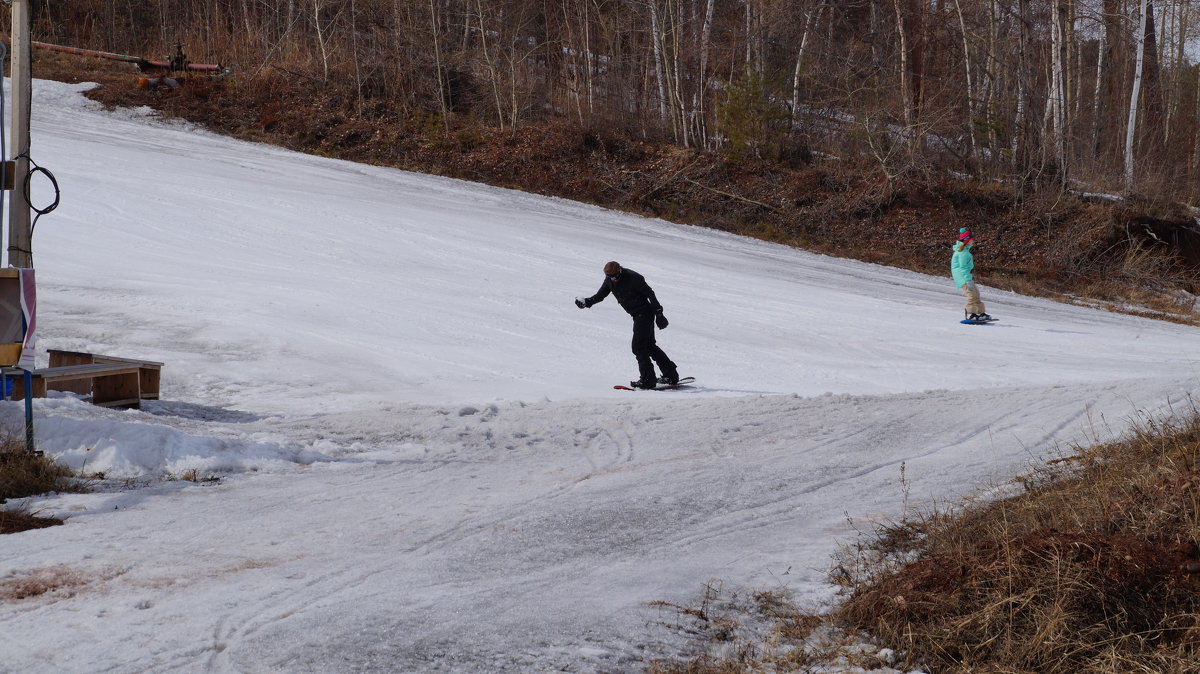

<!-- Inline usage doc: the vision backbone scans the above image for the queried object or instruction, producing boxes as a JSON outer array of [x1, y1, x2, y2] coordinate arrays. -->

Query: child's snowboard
[[960, 317, 998, 325], [614, 376, 695, 391]]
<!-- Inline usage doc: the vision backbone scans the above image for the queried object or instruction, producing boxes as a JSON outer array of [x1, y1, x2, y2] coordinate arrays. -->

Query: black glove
[[655, 308, 668, 329], [575, 297, 590, 309]]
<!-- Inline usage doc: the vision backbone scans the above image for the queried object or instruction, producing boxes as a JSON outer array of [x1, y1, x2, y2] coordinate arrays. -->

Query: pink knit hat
[[958, 228, 973, 242]]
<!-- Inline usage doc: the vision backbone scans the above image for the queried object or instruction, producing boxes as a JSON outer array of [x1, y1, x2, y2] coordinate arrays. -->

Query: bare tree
[[313, 0, 332, 81], [692, 0, 715, 147], [429, 0, 450, 133], [1046, 0, 1069, 184], [790, 3, 824, 129], [952, 0, 977, 164], [22, 0, 1200, 203], [1125, 0, 1149, 194], [892, 0, 914, 129], [1090, 34, 1105, 158]]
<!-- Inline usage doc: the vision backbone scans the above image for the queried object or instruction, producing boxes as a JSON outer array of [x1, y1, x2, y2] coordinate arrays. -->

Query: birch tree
[[790, 3, 824, 128], [1125, 0, 1150, 194], [693, 0, 715, 147], [1090, 35, 1105, 157], [313, 0, 332, 81], [1047, 0, 1069, 184]]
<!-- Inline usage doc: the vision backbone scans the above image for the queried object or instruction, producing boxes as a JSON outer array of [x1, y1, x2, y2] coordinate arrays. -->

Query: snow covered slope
[[0, 80, 1196, 673]]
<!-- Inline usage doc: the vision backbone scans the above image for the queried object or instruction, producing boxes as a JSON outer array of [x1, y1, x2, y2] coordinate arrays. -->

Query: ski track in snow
[[0, 80, 1197, 673]]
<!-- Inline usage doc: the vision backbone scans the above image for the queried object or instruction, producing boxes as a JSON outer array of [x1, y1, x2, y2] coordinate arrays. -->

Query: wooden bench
[[47, 350, 162, 401], [4, 351, 164, 409]]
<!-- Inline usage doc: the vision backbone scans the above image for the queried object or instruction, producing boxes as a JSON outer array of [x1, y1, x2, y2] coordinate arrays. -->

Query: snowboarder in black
[[576, 261, 679, 389]]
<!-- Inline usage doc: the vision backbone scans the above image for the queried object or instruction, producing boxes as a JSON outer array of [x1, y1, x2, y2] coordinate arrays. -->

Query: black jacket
[[586, 268, 662, 316]]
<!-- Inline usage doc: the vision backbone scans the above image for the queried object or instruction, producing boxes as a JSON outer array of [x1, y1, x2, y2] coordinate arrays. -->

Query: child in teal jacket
[[951, 228, 991, 321]]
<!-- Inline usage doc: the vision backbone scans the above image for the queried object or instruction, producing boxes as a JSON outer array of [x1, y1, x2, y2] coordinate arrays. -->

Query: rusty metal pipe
[[32, 41, 225, 74]]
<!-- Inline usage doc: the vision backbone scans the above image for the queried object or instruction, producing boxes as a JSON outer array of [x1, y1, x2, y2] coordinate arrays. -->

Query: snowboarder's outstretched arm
[[575, 282, 611, 308]]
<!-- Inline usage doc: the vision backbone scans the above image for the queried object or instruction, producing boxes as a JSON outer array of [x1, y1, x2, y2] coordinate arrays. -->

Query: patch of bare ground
[[646, 583, 899, 673], [0, 565, 88, 601]]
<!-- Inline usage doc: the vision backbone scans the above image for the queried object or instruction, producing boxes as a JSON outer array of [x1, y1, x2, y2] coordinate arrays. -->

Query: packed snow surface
[[1, 80, 1197, 673]]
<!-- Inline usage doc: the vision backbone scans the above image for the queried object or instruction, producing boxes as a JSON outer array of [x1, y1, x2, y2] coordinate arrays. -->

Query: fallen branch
[[682, 178, 781, 213], [640, 158, 703, 199]]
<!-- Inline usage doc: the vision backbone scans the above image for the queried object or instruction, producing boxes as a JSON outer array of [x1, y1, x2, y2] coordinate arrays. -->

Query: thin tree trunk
[[1140, 0, 1164, 152], [474, 0, 506, 130], [1013, 0, 1030, 171], [242, 0, 254, 38], [952, 0, 977, 164], [1125, 0, 1149, 194], [744, 1, 752, 67], [1065, 0, 1076, 128], [562, 0, 584, 124], [1102, 0, 1124, 164], [1091, 36, 1104, 158], [906, 0, 924, 119], [870, 0, 883, 79], [429, 0, 449, 135], [694, 0, 715, 148], [1072, 41, 1083, 123], [583, 0, 594, 121], [649, 0, 669, 125], [1165, 0, 1185, 142], [668, 0, 686, 145], [1192, 76, 1200, 202], [892, 0, 913, 129], [1047, 0, 1068, 184], [791, 4, 822, 127], [313, 0, 330, 81], [982, 0, 999, 163], [351, 0, 362, 114]]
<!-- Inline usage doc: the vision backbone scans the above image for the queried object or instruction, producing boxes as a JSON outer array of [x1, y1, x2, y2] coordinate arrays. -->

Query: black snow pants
[[631, 311, 677, 384]]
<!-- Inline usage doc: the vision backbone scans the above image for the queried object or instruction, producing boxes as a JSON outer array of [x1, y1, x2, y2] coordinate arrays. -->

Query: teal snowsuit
[[950, 242, 975, 288]]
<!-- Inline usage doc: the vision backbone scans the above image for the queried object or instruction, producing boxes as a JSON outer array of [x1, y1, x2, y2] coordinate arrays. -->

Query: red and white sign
[[17, 268, 36, 370]]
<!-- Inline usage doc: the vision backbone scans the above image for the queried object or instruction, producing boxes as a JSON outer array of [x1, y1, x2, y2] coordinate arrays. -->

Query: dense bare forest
[[9, 0, 1200, 316], [27, 0, 1200, 195]]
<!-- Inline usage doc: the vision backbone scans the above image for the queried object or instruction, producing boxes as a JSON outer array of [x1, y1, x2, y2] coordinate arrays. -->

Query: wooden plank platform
[[48, 350, 163, 400], [4, 351, 164, 409]]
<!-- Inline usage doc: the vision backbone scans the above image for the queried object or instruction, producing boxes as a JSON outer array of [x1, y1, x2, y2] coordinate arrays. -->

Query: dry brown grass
[[0, 439, 75, 502], [0, 507, 63, 534], [831, 408, 1200, 673], [0, 435, 80, 534]]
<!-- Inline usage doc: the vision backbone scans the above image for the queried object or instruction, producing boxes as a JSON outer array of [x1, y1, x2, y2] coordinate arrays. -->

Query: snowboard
[[614, 376, 695, 391], [960, 317, 998, 325]]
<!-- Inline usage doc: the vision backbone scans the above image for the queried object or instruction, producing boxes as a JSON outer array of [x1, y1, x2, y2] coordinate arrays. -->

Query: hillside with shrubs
[[11, 0, 1200, 321]]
